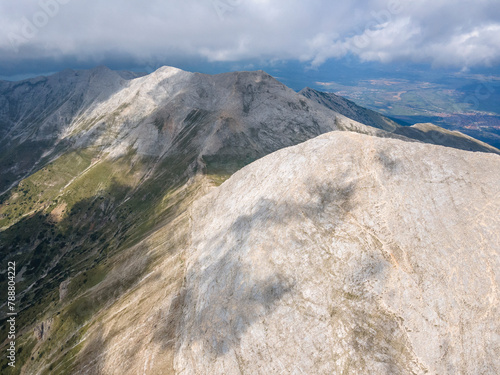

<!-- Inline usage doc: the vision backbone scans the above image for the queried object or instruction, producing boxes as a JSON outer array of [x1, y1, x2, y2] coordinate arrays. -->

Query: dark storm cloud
[[0, 0, 499, 75]]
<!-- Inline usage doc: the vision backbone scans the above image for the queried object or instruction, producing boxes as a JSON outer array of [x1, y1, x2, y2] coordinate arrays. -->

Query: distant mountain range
[[300, 87, 499, 154], [1, 66, 499, 374], [314, 77, 500, 149]]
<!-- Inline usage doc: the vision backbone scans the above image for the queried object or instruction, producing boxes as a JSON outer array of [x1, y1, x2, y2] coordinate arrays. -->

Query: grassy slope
[[0, 122, 241, 374]]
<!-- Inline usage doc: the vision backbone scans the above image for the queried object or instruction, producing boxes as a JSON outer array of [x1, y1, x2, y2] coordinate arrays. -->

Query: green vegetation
[[0, 336, 37, 375], [202, 154, 256, 186], [0, 140, 56, 193], [0, 106, 256, 373], [0, 149, 93, 228]]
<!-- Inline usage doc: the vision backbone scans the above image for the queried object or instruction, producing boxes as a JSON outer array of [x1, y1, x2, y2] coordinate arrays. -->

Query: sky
[[1, 0, 500, 81]]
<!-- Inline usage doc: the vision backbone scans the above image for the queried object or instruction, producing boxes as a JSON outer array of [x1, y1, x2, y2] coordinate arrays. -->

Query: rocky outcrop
[[34, 318, 53, 341], [178, 131, 500, 374]]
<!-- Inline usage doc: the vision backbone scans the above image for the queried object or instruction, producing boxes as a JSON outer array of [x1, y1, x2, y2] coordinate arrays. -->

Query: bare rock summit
[[179, 131, 500, 374]]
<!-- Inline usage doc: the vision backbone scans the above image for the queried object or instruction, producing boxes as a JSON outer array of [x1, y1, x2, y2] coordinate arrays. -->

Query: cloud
[[0, 0, 499, 74]]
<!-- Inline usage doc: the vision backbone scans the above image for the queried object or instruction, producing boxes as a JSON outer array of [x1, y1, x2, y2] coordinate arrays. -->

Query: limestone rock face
[[179, 131, 500, 374]]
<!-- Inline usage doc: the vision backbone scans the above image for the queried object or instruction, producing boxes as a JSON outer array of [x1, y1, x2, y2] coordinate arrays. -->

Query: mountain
[[0, 66, 384, 375], [2, 69, 497, 197], [0, 66, 378, 195], [179, 131, 500, 374], [0, 66, 499, 374], [0, 66, 131, 194], [300, 87, 500, 154], [299, 87, 400, 132]]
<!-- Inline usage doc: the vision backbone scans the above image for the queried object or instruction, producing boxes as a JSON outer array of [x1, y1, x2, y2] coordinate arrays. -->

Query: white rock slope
[[178, 131, 500, 374]]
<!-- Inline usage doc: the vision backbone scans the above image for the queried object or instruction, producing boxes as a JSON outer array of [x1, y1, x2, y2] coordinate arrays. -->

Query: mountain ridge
[[3, 65, 498, 198], [0, 65, 499, 374], [0, 65, 391, 195], [300, 86, 500, 154]]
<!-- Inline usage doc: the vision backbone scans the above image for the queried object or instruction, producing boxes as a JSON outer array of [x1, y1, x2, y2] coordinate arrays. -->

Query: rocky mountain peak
[[1, 66, 499, 375]]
